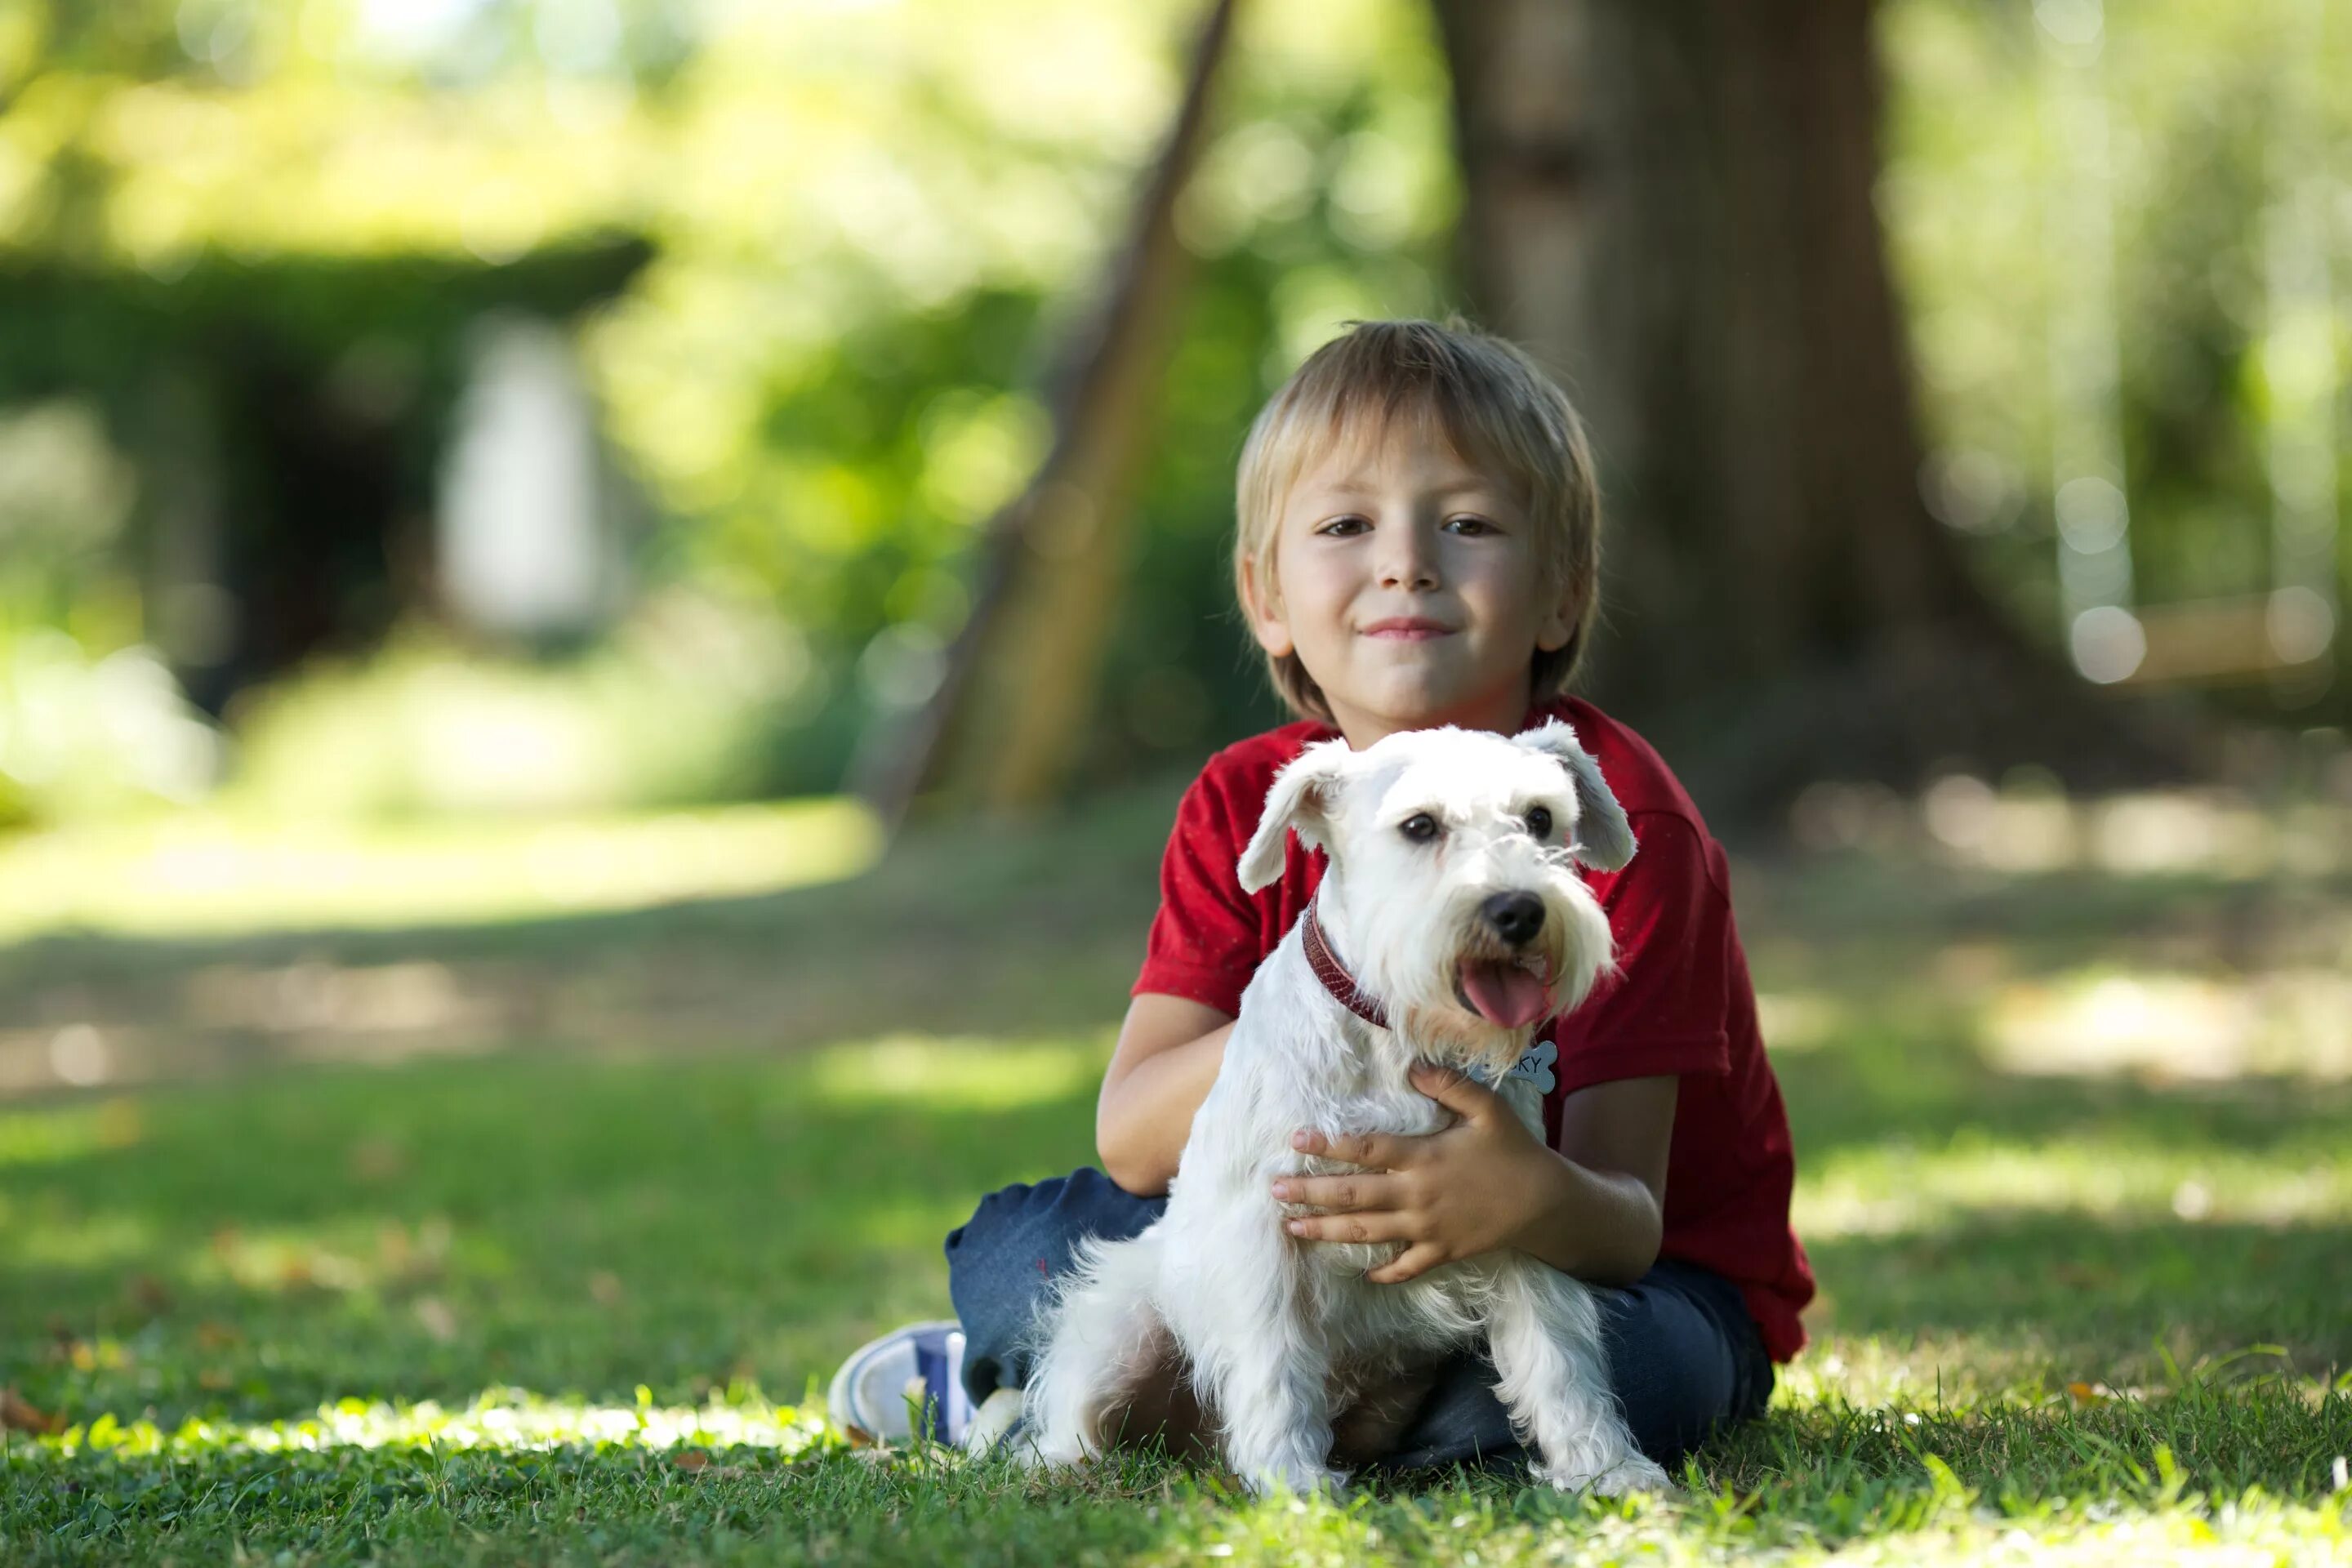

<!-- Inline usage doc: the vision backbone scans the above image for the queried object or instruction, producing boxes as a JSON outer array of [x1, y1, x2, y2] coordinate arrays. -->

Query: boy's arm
[[1095, 993, 1237, 1196], [1508, 1073, 1676, 1282]]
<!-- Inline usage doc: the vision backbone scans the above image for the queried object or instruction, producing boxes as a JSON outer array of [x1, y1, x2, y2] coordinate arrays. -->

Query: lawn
[[2, 777, 2348, 1564]]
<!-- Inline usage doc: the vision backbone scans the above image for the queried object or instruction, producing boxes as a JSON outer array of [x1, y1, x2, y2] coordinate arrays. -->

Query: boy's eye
[[1316, 516, 1370, 536], [1444, 515, 1495, 535], [1399, 813, 1441, 844], [1525, 806, 1552, 839]]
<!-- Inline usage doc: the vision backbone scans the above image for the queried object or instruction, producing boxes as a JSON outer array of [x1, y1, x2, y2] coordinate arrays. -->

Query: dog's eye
[[1525, 806, 1552, 839], [1399, 813, 1440, 844]]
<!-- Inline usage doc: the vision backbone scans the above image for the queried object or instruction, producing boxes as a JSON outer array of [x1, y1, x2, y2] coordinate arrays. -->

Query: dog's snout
[[1481, 891, 1545, 946]]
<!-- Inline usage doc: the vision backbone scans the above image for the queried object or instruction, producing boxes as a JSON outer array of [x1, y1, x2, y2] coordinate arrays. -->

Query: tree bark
[[1427, 0, 2206, 824], [858, 0, 1240, 827]]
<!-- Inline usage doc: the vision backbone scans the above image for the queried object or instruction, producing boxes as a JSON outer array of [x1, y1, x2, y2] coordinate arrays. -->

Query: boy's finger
[[1271, 1173, 1398, 1211], [1283, 1209, 1409, 1245], [1290, 1127, 1408, 1168], [1366, 1244, 1447, 1285], [1408, 1062, 1501, 1121]]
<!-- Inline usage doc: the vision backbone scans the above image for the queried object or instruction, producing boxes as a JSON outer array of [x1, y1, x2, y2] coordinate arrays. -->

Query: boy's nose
[[1377, 529, 1440, 590]]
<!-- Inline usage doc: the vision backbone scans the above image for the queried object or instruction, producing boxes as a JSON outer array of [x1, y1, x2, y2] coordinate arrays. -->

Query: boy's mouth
[[1361, 617, 1456, 641]]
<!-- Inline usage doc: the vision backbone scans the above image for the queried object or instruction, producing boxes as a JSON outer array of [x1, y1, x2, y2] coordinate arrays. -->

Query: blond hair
[[1232, 316, 1605, 724]]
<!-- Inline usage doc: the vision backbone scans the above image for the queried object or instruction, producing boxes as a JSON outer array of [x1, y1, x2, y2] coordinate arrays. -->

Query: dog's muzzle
[[1451, 889, 1557, 1029], [1480, 892, 1544, 947]]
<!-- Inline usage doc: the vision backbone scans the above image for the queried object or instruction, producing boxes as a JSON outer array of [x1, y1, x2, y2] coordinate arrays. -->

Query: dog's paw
[[993, 1437, 1049, 1474], [1543, 1454, 1673, 1497], [998, 1416, 1092, 1476], [1243, 1461, 1351, 1500]]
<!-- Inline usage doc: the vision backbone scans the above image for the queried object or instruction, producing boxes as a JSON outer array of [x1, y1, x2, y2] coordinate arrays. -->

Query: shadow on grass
[[7, 1035, 2347, 1563], [9, 1037, 2344, 1428], [2, 1442, 1192, 1567], [1774, 1034, 2352, 1165], [0, 782, 1179, 1098], [10, 1386, 2349, 1568], [1806, 1212, 2352, 1373], [1, 1049, 1108, 1426], [6, 791, 2350, 1561]]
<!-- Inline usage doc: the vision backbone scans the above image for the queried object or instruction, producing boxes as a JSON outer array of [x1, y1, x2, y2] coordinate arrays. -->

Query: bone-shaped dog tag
[[1503, 1037, 1557, 1094]]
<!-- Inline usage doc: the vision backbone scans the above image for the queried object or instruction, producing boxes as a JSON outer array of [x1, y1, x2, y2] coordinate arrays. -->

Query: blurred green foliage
[[225, 592, 823, 819], [1880, 0, 2350, 650], [0, 0, 2344, 827]]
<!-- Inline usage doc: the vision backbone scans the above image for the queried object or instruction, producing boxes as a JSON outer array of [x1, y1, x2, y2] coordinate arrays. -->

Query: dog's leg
[[1162, 1214, 1346, 1499], [1022, 1229, 1172, 1470], [1484, 1259, 1672, 1495]]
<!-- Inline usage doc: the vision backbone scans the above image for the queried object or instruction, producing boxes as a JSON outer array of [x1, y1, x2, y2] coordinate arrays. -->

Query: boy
[[831, 317, 1813, 1474]]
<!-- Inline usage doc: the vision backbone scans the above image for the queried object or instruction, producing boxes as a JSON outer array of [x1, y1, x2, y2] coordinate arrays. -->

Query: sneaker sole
[[826, 1319, 964, 1441]]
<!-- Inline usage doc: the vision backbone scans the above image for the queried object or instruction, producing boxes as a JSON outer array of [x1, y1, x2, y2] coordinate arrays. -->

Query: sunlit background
[[1, 1, 2348, 1560], [1, 0, 2341, 832]]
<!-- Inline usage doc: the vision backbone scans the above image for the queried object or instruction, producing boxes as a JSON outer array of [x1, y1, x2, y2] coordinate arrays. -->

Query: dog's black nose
[[1481, 892, 1545, 946]]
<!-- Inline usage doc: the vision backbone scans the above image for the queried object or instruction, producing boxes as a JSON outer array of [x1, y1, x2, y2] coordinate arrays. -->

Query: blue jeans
[[944, 1167, 1775, 1476]]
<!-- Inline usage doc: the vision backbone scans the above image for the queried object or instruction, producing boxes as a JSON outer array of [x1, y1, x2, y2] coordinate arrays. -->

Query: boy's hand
[[1270, 1062, 1560, 1284]]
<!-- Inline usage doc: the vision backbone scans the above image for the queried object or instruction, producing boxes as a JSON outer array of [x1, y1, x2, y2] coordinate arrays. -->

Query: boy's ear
[[1516, 719, 1636, 871], [1237, 739, 1351, 892], [1536, 569, 1581, 653], [1239, 555, 1294, 658]]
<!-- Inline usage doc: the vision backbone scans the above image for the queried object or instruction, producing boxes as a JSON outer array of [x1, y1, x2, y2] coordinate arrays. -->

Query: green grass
[[2, 780, 2350, 1563]]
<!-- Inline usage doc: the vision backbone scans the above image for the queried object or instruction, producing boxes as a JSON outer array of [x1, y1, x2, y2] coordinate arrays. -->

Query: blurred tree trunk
[[1427, 0, 2203, 821], [861, 0, 1239, 826]]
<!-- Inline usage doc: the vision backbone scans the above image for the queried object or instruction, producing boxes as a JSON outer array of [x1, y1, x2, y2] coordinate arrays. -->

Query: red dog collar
[[1303, 896, 1388, 1030]]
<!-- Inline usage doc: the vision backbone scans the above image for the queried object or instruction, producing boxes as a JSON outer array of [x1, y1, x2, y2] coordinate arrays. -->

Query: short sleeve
[[1551, 812, 1735, 1096], [1130, 773, 1263, 1017]]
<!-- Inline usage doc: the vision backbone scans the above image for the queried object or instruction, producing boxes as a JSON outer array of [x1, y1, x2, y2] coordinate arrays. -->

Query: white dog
[[1017, 719, 1672, 1497]]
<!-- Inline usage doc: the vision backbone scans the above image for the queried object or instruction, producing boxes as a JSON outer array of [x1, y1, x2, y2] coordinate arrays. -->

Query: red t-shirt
[[1130, 693, 1815, 1362]]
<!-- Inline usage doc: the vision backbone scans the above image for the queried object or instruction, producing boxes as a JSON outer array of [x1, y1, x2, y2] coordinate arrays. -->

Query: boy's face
[[1244, 414, 1576, 742]]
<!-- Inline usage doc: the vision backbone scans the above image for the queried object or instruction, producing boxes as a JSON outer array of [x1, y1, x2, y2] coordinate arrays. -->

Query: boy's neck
[[1324, 672, 1539, 751]]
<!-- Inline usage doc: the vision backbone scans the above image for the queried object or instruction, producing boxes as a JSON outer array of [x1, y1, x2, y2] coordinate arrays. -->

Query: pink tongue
[[1460, 960, 1552, 1028]]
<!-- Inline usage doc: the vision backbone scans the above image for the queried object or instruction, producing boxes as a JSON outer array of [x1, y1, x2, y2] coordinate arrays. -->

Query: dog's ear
[[1516, 719, 1636, 871], [1237, 738, 1352, 893]]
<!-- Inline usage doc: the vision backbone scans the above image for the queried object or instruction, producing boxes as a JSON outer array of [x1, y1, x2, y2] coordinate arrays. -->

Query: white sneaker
[[826, 1320, 969, 1443]]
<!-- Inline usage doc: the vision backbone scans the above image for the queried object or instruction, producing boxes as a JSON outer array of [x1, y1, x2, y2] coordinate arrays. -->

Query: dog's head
[[1238, 719, 1635, 1075]]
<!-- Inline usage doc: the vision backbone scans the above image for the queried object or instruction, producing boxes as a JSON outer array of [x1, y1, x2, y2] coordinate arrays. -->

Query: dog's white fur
[[1018, 719, 1672, 1497]]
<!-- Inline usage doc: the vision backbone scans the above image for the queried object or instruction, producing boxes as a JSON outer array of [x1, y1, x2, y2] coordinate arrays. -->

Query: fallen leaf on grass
[[2067, 1381, 2115, 1406], [2052, 1263, 2117, 1290], [96, 1098, 144, 1149], [349, 1138, 408, 1182], [51, 1337, 127, 1373], [376, 1221, 450, 1286], [413, 1297, 459, 1343], [840, 1422, 878, 1449], [673, 1450, 710, 1472], [1, 1388, 64, 1435]]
